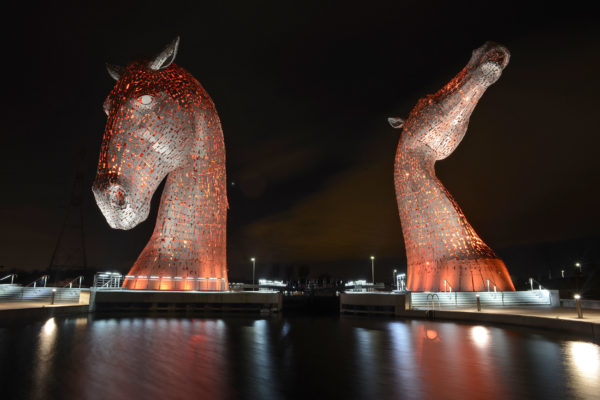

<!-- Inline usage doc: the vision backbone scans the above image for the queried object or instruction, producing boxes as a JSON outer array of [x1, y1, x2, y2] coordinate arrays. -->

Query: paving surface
[[0, 301, 87, 310], [446, 307, 600, 323]]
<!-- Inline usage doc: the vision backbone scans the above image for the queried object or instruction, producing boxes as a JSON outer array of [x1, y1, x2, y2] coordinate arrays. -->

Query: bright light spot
[[568, 342, 600, 380], [574, 294, 581, 300], [471, 326, 489, 348], [426, 329, 438, 340], [43, 318, 56, 335]]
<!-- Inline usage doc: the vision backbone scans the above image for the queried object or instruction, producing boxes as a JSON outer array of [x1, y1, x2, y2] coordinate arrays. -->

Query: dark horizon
[[1, 1, 598, 282]]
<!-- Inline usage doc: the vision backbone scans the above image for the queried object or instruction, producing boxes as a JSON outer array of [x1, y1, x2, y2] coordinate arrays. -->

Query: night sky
[[1, 1, 598, 281]]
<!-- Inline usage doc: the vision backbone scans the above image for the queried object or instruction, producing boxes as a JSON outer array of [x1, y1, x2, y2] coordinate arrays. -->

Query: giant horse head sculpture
[[93, 37, 228, 290], [389, 42, 515, 292]]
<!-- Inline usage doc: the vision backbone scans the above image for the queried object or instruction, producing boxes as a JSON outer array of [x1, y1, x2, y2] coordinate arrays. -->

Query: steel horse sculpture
[[389, 42, 515, 292], [93, 37, 228, 290]]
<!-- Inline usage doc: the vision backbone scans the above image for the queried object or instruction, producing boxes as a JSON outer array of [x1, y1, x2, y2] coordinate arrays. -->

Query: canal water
[[0, 315, 598, 399]]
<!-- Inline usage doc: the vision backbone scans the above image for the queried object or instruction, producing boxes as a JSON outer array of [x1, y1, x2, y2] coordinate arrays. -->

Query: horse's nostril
[[108, 184, 127, 208], [115, 189, 125, 206]]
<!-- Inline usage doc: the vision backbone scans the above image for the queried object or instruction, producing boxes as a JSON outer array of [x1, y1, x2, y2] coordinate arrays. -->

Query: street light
[[370, 256, 375, 284], [393, 269, 397, 290], [250, 257, 256, 291], [574, 294, 583, 319], [575, 262, 582, 271]]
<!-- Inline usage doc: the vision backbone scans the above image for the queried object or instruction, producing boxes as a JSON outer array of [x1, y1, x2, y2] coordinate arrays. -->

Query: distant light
[[345, 280, 372, 287], [52, 288, 56, 292], [258, 279, 286, 287], [574, 294, 581, 300], [250, 257, 255, 262], [370, 256, 375, 260], [575, 262, 581, 267]]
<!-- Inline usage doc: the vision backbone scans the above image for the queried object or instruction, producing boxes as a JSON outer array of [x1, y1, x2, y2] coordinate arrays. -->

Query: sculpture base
[[123, 276, 228, 291], [89, 289, 281, 314], [407, 257, 515, 292]]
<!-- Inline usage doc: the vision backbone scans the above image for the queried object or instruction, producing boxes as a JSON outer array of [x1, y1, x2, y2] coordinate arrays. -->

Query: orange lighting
[[390, 42, 515, 292], [93, 38, 228, 291]]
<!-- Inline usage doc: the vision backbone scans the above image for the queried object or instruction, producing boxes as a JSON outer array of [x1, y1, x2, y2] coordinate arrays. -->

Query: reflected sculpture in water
[[1, 317, 598, 399], [92, 37, 228, 290], [389, 42, 516, 292]]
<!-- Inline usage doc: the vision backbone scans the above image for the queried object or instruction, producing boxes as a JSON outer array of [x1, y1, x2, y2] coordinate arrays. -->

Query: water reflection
[[567, 341, 600, 399], [470, 325, 490, 347], [568, 341, 599, 379], [33, 318, 58, 400], [0, 316, 598, 400]]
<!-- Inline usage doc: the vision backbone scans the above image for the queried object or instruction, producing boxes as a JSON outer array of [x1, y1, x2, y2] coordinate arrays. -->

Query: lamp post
[[250, 257, 256, 291], [574, 294, 583, 319], [393, 269, 397, 290], [370, 256, 375, 284]]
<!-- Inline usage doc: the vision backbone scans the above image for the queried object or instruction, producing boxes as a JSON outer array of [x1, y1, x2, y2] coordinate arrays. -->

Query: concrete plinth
[[90, 289, 282, 314], [340, 292, 408, 316]]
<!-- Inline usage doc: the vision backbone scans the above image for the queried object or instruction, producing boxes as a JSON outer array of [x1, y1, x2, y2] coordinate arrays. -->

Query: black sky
[[1, 1, 598, 281]]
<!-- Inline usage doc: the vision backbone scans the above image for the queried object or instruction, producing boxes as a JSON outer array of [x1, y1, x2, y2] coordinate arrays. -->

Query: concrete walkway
[[0, 301, 89, 323], [458, 307, 600, 323], [400, 307, 600, 342], [0, 301, 88, 310]]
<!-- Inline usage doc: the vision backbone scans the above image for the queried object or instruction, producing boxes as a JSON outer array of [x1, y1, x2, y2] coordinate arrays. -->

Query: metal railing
[[26, 275, 49, 288], [63, 276, 84, 288], [426, 293, 441, 311], [486, 278, 498, 293], [443, 279, 453, 293], [0, 274, 17, 284], [529, 277, 545, 291]]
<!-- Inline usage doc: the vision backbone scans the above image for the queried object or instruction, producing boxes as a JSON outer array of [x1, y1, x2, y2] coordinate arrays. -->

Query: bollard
[[476, 294, 481, 312], [574, 294, 583, 319], [51, 288, 56, 305]]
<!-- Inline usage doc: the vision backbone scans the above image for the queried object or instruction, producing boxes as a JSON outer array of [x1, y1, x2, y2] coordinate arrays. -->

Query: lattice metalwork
[[389, 42, 515, 292], [92, 37, 228, 290]]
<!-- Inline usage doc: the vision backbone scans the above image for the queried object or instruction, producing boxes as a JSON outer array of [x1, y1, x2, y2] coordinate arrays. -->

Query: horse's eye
[[138, 95, 153, 105]]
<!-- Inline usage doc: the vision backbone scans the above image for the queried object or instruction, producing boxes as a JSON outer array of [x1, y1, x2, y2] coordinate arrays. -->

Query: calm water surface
[[0, 315, 598, 399]]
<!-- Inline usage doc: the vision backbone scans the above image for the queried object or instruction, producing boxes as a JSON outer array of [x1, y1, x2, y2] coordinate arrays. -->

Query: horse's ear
[[388, 117, 405, 129], [106, 63, 123, 81], [148, 36, 180, 71]]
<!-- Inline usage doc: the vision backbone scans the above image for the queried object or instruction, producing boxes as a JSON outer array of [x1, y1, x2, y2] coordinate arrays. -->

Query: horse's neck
[[395, 146, 495, 262], [151, 107, 227, 255]]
